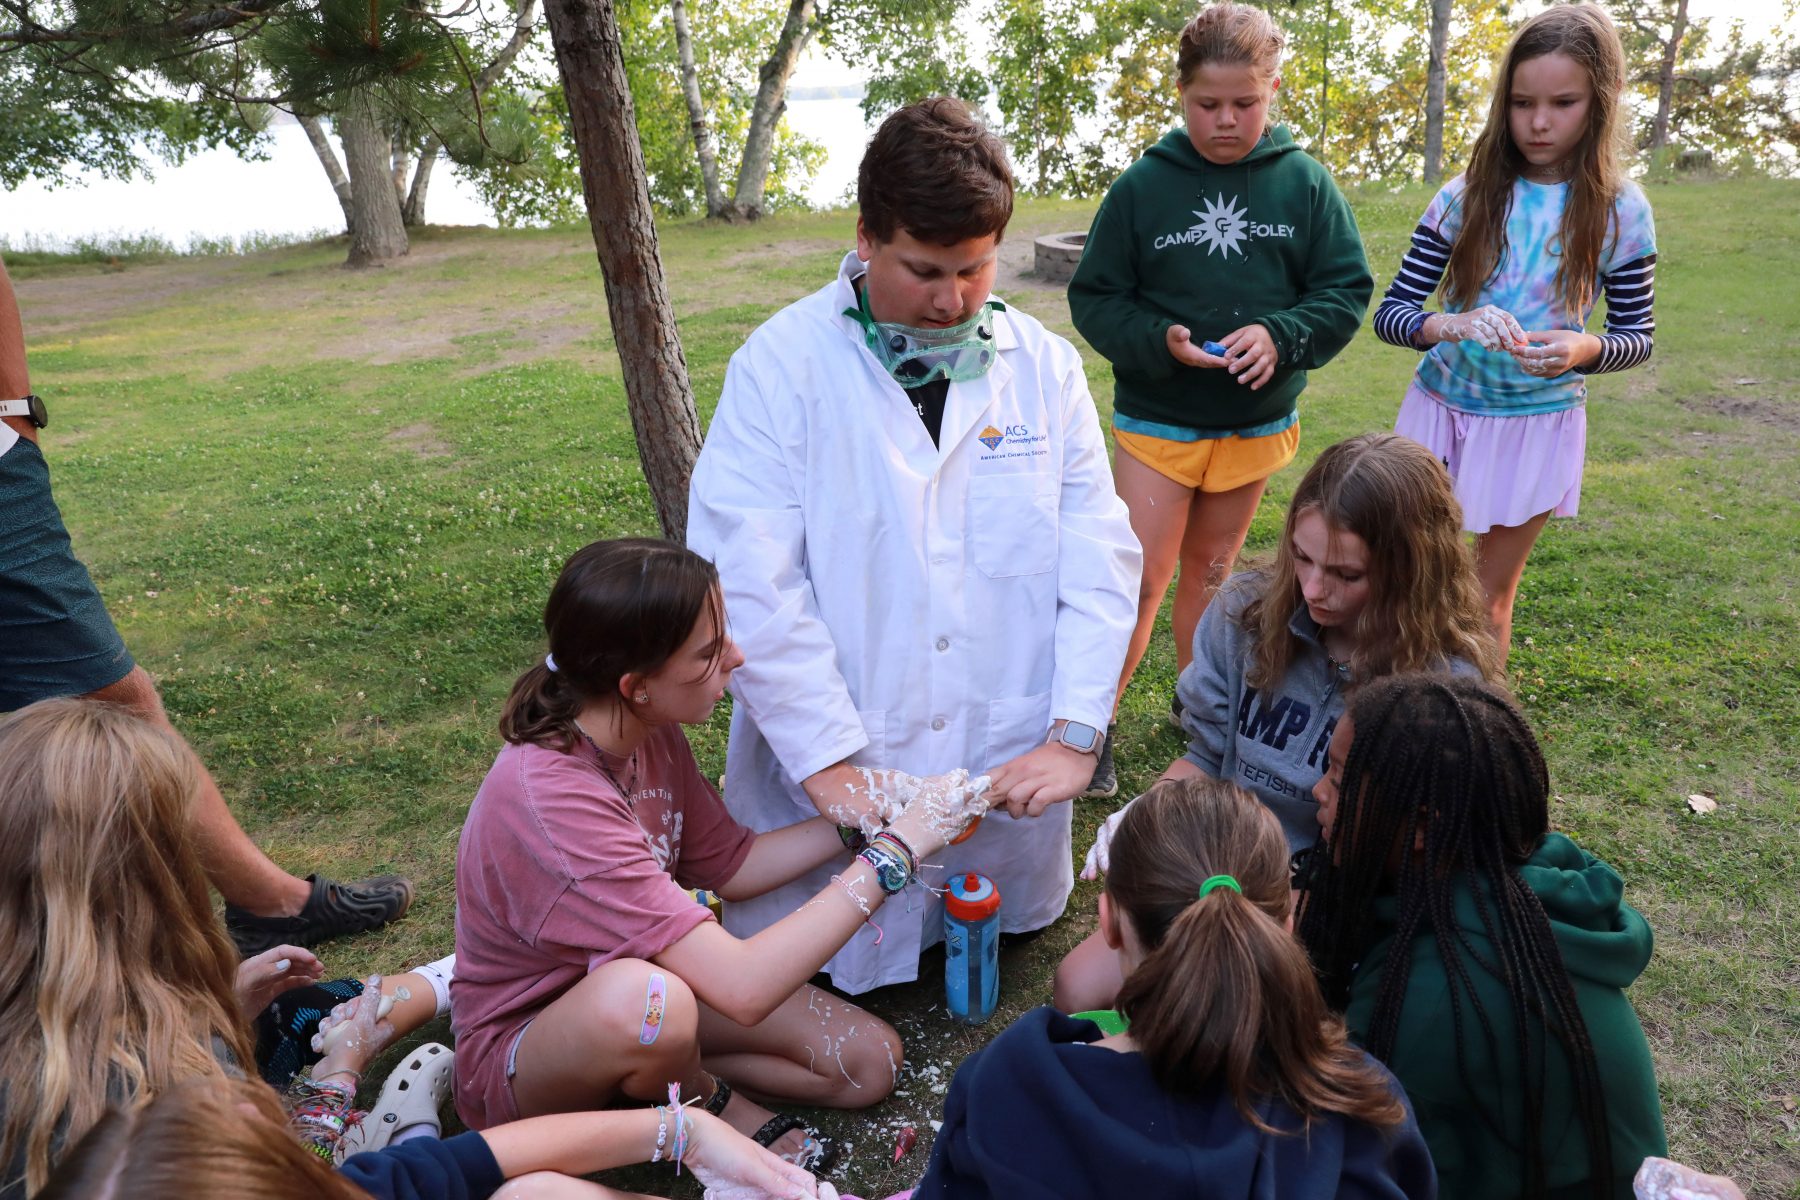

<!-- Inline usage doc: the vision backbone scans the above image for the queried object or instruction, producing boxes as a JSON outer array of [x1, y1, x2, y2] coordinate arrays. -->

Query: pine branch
[[0, 0, 296, 47]]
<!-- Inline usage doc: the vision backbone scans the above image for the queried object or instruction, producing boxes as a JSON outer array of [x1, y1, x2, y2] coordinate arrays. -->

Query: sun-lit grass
[[15, 177, 1799, 1196]]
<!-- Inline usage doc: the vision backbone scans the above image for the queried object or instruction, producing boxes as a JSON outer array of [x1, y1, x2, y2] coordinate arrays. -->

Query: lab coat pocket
[[984, 690, 1053, 771], [967, 474, 1057, 578]]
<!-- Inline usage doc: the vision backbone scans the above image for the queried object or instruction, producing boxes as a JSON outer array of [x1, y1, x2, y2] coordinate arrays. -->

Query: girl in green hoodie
[[1069, 2, 1373, 737], [1299, 674, 1668, 1200]]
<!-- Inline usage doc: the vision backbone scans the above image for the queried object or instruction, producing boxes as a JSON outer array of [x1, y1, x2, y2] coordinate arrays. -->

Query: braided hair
[[1296, 674, 1613, 1199]]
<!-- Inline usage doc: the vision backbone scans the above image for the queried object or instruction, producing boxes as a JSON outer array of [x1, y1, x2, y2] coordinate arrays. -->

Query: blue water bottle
[[944, 872, 1002, 1025]]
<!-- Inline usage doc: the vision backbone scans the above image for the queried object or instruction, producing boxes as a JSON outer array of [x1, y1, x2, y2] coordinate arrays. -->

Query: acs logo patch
[[978, 425, 1005, 451]]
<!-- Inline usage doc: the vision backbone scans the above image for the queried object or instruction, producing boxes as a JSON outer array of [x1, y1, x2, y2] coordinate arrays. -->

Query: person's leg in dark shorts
[[0, 437, 414, 954]]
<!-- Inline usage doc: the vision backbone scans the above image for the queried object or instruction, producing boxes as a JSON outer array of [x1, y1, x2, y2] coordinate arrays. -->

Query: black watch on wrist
[[0, 394, 47, 428]]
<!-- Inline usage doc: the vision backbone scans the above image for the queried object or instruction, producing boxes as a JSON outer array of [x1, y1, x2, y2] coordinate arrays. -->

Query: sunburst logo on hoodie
[[1191, 193, 1250, 257]]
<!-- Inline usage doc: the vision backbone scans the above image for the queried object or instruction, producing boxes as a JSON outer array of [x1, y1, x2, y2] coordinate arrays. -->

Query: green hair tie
[[1198, 874, 1242, 899]]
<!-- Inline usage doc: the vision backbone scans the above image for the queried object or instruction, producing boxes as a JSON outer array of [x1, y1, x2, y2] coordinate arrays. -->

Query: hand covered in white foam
[[1633, 1157, 1745, 1200], [1433, 304, 1527, 352], [311, 975, 397, 1079], [886, 769, 992, 861], [689, 1111, 819, 1199], [1079, 795, 1141, 882]]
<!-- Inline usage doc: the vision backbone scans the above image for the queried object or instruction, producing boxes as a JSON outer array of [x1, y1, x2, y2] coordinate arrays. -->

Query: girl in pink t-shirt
[[453, 538, 985, 1182]]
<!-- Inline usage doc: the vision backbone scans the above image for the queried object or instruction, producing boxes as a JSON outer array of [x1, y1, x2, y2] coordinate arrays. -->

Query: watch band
[[0, 395, 46, 428]]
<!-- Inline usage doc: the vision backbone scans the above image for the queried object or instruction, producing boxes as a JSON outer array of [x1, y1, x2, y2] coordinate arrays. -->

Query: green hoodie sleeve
[[1254, 166, 1373, 370], [1067, 185, 1180, 381]]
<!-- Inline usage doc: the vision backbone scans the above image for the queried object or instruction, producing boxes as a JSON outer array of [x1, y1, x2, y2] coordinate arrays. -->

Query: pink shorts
[[1395, 381, 1586, 534]]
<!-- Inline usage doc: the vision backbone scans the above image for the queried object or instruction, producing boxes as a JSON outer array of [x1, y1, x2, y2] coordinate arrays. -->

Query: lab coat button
[[935, 637, 950, 652], [931, 717, 946, 731]]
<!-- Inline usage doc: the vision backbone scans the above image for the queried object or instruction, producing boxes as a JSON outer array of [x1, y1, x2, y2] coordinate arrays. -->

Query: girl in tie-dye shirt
[[1372, 4, 1655, 664]]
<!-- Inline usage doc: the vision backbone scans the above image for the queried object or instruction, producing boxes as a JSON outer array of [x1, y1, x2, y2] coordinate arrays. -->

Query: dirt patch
[[1685, 391, 1800, 432], [722, 236, 844, 270], [16, 257, 244, 334], [385, 421, 453, 459]]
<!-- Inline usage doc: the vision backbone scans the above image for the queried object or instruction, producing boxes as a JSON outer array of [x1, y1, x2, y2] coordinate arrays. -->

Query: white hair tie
[[545, 653, 559, 673]]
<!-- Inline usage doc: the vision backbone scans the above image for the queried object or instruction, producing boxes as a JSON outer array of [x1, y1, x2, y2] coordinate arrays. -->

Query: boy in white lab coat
[[687, 97, 1142, 995]]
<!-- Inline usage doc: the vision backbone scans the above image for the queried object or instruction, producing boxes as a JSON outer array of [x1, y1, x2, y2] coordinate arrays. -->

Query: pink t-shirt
[[450, 724, 755, 1127]]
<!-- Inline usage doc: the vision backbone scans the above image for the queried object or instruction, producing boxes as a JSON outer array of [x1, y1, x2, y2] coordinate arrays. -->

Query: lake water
[[0, 96, 873, 249]]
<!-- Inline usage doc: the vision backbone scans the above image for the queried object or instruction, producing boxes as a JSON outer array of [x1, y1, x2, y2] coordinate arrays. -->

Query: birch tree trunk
[[298, 113, 356, 233], [391, 131, 412, 212], [540, 0, 700, 540], [402, 0, 542, 228], [1651, 0, 1689, 150], [404, 144, 438, 227], [340, 102, 411, 267], [671, 0, 727, 218], [1423, 0, 1452, 183], [727, 0, 815, 221]]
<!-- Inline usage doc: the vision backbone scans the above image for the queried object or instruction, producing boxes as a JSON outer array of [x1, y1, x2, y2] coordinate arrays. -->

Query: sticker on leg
[[640, 972, 668, 1045]]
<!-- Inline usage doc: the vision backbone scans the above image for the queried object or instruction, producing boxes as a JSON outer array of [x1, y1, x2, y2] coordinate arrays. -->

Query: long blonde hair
[[0, 699, 252, 1196], [39, 1079, 367, 1200], [1241, 434, 1500, 689], [1443, 4, 1629, 316]]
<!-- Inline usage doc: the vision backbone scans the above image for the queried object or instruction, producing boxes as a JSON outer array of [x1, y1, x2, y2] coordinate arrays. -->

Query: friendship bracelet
[[652, 1105, 669, 1163], [871, 829, 919, 874], [836, 824, 869, 853], [858, 842, 912, 896]]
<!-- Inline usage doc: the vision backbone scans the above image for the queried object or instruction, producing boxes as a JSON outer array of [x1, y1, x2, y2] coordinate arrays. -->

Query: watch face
[[26, 395, 46, 428], [1061, 722, 1100, 752]]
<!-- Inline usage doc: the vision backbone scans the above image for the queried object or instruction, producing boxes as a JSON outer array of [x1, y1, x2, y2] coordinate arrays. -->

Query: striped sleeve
[[1589, 253, 1656, 373], [1372, 223, 1453, 349]]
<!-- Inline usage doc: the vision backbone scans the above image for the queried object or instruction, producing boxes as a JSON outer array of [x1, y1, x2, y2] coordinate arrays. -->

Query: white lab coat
[[687, 251, 1142, 994]]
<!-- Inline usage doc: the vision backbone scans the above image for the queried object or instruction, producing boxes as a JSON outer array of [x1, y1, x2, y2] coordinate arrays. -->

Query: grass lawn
[[13, 177, 1799, 1197]]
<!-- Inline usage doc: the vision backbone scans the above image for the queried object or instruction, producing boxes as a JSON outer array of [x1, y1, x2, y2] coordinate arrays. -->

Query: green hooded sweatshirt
[[1068, 126, 1373, 433], [1345, 833, 1668, 1200]]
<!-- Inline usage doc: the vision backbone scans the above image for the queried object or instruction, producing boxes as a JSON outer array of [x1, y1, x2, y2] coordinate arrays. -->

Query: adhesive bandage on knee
[[640, 972, 668, 1045]]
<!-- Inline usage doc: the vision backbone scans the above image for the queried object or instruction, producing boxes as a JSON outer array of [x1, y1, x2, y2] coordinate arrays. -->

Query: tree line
[[5, 0, 1797, 265]]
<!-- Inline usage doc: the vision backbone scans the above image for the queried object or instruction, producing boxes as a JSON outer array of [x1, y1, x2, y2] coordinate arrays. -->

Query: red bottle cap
[[945, 871, 1000, 921]]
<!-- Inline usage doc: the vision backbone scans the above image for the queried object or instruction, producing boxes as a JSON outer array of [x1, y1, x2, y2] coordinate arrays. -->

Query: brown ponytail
[[498, 537, 725, 751], [1109, 777, 1406, 1130]]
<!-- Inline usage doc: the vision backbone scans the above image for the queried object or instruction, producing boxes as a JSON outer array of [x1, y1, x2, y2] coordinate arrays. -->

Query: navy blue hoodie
[[340, 1132, 505, 1200], [913, 1007, 1437, 1200]]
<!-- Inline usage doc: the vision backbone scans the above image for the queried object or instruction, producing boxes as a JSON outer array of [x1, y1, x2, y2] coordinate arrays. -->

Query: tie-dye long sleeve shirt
[[1373, 175, 1657, 416]]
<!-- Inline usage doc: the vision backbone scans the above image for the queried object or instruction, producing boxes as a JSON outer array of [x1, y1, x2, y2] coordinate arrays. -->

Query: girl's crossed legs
[[509, 958, 901, 1159]]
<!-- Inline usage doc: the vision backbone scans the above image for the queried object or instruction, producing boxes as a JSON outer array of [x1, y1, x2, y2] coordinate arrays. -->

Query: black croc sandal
[[752, 1113, 842, 1176]]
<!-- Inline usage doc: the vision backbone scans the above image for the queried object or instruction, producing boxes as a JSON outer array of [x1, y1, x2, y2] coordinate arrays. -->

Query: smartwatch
[[0, 394, 46, 428], [1052, 720, 1104, 756]]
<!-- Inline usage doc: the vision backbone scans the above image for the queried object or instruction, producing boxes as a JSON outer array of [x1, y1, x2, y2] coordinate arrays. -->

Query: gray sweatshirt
[[1177, 572, 1475, 852]]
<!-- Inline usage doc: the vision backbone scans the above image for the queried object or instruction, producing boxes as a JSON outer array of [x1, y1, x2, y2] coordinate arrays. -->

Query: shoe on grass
[[227, 873, 416, 958], [1080, 730, 1118, 800], [333, 1042, 455, 1164], [1169, 693, 1185, 731]]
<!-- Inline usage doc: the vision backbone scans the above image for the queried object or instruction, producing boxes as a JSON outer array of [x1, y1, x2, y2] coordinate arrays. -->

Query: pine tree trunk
[[405, 142, 439, 227], [340, 103, 411, 267], [726, 0, 815, 221], [540, 0, 701, 540], [1652, 0, 1689, 150], [671, 0, 727, 218], [1423, 0, 1452, 183], [298, 113, 356, 234]]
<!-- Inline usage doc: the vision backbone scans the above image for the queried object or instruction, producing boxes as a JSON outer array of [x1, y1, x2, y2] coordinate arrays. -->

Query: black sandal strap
[[750, 1113, 805, 1147], [701, 1073, 732, 1117]]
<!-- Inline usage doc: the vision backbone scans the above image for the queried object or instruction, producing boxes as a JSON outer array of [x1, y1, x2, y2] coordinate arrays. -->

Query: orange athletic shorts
[[1112, 420, 1300, 492]]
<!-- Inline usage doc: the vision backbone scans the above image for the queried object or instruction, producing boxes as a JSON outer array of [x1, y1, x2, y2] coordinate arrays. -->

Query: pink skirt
[[1395, 382, 1586, 534]]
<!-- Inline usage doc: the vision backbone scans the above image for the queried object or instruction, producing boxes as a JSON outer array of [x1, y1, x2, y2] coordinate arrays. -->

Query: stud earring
[[635, 692, 649, 703]]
